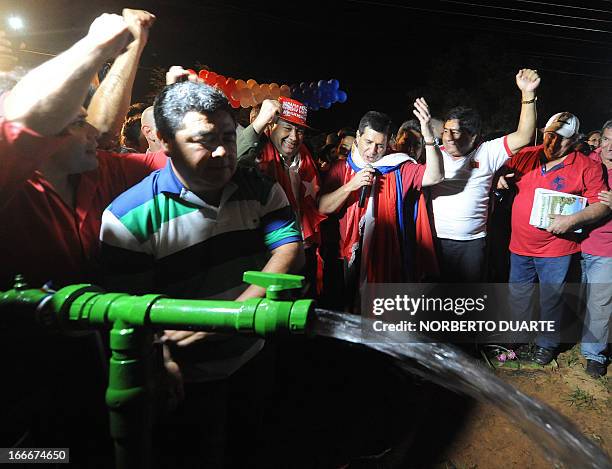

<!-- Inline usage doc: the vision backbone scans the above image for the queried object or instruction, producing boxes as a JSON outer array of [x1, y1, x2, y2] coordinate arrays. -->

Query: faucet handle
[[243, 271, 305, 300]]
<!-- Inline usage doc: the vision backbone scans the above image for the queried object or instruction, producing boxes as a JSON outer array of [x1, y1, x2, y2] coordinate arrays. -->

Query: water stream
[[311, 308, 611, 469]]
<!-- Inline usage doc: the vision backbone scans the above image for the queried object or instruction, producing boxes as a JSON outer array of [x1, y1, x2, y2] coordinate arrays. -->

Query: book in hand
[[529, 188, 587, 233]]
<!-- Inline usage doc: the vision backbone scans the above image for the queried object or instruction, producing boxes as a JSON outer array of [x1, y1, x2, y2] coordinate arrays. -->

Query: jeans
[[580, 253, 612, 364], [509, 253, 576, 350]]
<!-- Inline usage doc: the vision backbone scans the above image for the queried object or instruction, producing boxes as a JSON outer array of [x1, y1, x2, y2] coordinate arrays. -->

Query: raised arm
[[3, 14, 132, 136], [237, 99, 281, 165], [87, 8, 155, 148], [505, 68, 541, 154], [414, 97, 444, 187]]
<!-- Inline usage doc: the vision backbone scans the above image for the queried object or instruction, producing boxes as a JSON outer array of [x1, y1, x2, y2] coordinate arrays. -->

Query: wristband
[[521, 97, 537, 104]]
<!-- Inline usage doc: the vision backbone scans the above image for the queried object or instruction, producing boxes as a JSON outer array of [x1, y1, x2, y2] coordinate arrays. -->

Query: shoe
[[533, 346, 556, 365], [585, 360, 607, 378]]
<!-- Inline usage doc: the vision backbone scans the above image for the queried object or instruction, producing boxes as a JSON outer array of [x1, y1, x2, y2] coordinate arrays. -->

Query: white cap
[[543, 112, 580, 139]]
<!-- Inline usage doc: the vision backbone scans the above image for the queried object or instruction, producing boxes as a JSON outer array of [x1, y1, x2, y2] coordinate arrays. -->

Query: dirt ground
[[437, 345, 611, 469]]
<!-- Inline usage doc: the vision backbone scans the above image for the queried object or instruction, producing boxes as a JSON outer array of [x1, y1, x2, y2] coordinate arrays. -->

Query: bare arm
[[3, 14, 132, 136], [235, 241, 305, 301], [506, 69, 541, 154], [414, 97, 444, 187], [87, 9, 155, 147]]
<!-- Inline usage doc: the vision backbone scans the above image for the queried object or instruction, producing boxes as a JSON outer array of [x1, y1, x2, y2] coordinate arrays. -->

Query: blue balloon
[[337, 90, 347, 103], [328, 79, 339, 91], [309, 82, 317, 90], [299, 82, 307, 89], [322, 100, 332, 109], [318, 79, 326, 89]]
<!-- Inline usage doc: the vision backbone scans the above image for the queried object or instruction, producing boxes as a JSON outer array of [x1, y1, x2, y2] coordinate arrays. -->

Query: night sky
[[2, 0, 612, 134]]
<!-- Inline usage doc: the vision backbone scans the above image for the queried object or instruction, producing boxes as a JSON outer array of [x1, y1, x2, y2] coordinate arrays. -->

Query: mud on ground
[[438, 346, 611, 469]]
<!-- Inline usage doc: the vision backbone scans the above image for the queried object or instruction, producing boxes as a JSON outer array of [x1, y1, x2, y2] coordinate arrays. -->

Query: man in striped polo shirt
[[100, 79, 303, 467]]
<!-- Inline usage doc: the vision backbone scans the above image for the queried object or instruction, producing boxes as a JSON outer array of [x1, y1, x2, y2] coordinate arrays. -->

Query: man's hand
[[412, 97, 434, 141], [84, 13, 132, 60], [0, 30, 18, 71], [345, 166, 376, 193], [122, 8, 156, 46], [162, 345, 184, 411], [162, 329, 218, 347], [515, 68, 540, 93], [598, 190, 612, 207], [165, 65, 203, 85], [547, 214, 575, 235], [252, 99, 282, 134], [497, 173, 515, 190]]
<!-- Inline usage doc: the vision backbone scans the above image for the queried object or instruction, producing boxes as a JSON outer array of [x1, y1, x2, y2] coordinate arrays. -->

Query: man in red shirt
[[319, 100, 444, 311], [580, 121, 612, 378], [0, 9, 164, 289], [503, 112, 609, 365], [0, 9, 163, 462]]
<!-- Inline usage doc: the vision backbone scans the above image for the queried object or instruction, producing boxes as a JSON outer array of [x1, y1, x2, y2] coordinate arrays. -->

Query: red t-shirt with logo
[[581, 150, 612, 257], [505, 145, 608, 257]]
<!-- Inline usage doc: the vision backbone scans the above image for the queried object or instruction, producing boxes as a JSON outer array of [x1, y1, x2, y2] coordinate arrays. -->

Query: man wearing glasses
[[503, 112, 610, 366], [429, 69, 541, 282]]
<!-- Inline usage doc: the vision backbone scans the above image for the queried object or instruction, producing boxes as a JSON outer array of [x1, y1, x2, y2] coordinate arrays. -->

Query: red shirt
[[0, 121, 166, 288], [321, 158, 425, 258], [581, 151, 612, 257], [505, 145, 608, 257]]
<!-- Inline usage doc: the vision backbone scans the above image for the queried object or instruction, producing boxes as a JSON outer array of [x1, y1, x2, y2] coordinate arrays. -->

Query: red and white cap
[[278, 97, 311, 129], [544, 112, 580, 139]]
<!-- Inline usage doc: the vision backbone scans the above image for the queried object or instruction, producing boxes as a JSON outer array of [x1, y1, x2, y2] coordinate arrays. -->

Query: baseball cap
[[278, 97, 312, 129], [543, 112, 580, 139]]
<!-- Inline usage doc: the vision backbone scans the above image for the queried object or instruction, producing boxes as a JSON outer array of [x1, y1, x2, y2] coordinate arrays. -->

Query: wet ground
[[437, 346, 610, 469], [264, 339, 610, 469]]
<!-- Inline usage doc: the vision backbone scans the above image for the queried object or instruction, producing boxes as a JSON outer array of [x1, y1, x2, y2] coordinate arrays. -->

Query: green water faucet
[[0, 271, 314, 469]]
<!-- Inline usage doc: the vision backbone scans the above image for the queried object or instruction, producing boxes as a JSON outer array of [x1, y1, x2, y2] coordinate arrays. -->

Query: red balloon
[[199, 70, 209, 80], [206, 71, 218, 84]]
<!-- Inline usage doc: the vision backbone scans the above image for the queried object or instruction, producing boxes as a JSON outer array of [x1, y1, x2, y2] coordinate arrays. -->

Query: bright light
[[7, 16, 24, 31]]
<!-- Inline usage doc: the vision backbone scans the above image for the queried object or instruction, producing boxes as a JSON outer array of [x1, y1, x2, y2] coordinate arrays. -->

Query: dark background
[[2, 0, 612, 134]]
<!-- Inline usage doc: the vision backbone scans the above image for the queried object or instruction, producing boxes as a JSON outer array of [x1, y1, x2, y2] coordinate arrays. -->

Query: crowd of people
[[0, 7, 610, 467]]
